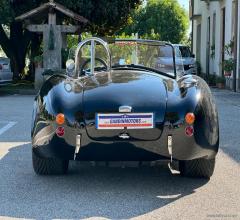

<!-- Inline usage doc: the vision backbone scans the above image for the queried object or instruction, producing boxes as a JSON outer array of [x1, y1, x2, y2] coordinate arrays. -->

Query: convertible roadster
[[31, 37, 219, 178]]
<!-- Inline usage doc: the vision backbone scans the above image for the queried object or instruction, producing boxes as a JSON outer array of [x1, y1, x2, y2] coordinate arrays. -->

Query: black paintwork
[[31, 69, 219, 161]]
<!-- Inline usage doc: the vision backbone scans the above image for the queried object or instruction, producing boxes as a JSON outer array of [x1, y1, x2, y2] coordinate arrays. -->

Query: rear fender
[[165, 75, 219, 157], [31, 74, 84, 139]]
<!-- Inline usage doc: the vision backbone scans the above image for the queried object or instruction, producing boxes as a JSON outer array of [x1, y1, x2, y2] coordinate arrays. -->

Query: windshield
[[68, 39, 184, 78], [110, 40, 181, 77]]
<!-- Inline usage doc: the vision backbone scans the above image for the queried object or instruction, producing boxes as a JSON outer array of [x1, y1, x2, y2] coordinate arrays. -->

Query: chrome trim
[[90, 40, 95, 76], [74, 37, 111, 78], [167, 135, 173, 163], [74, 134, 81, 160], [167, 135, 179, 174], [119, 105, 132, 113], [119, 133, 130, 139], [114, 38, 168, 46], [74, 37, 177, 79]]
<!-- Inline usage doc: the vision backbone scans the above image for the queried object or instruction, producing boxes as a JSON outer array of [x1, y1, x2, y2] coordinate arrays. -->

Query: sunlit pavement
[[0, 90, 239, 220]]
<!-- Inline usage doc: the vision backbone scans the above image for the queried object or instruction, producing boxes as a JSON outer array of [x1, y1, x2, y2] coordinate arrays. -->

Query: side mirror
[[191, 54, 195, 58], [66, 59, 75, 76]]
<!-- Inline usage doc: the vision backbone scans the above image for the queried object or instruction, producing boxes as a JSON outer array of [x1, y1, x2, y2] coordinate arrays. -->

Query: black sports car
[[31, 37, 219, 178]]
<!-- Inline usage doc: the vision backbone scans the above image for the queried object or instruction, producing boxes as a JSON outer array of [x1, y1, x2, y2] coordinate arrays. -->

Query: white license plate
[[96, 113, 154, 130]]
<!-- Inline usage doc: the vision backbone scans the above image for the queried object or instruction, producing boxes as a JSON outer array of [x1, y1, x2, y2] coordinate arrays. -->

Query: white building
[[190, 0, 240, 91]]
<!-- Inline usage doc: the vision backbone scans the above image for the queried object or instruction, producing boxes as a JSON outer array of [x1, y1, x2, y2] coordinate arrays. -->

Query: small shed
[[16, 0, 89, 89]]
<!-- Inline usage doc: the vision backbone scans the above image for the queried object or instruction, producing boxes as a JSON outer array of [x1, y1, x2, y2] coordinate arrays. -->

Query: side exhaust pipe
[[74, 134, 81, 160], [167, 135, 179, 174]]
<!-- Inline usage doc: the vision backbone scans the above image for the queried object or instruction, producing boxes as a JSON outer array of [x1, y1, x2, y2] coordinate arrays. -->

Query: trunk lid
[[82, 70, 167, 141]]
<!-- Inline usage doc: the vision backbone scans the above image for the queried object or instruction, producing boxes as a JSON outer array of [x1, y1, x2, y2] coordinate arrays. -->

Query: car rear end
[[0, 58, 13, 84], [174, 45, 197, 75]]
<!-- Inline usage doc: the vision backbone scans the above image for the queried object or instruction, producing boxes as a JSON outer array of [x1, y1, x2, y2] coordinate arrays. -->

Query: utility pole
[[233, 0, 238, 92]]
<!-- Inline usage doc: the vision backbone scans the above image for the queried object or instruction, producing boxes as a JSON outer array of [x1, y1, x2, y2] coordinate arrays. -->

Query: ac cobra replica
[[31, 37, 219, 178]]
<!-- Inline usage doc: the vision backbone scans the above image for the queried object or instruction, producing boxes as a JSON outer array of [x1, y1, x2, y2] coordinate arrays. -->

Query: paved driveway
[[0, 90, 239, 220]]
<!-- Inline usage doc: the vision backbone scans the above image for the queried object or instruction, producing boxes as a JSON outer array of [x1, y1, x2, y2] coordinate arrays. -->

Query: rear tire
[[32, 150, 69, 175], [179, 158, 216, 178]]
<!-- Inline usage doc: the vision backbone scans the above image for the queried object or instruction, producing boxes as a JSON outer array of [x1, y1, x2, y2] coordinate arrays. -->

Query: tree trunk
[[27, 34, 42, 82], [0, 23, 32, 80]]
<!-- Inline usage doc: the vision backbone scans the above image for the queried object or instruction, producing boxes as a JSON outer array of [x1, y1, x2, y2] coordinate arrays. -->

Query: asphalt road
[[0, 90, 239, 220]]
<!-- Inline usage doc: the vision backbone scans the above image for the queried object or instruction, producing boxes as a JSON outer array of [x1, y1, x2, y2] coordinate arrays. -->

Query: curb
[[0, 89, 37, 95]]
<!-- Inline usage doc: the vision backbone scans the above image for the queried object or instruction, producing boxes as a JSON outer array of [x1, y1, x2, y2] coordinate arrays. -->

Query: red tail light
[[56, 127, 65, 137], [185, 126, 194, 137]]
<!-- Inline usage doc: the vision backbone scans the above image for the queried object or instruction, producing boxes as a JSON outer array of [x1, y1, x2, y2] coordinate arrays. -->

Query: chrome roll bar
[[74, 37, 111, 78]]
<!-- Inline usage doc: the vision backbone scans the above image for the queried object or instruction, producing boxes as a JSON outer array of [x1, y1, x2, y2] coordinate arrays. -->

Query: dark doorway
[[206, 16, 211, 77], [196, 24, 201, 63], [221, 7, 226, 77]]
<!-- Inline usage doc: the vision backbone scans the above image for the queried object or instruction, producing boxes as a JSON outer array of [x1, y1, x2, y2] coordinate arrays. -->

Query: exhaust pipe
[[74, 134, 81, 160]]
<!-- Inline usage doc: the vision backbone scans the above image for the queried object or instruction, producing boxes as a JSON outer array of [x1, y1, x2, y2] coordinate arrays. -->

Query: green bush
[[33, 55, 43, 63], [216, 76, 226, 84], [222, 58, 235, 72], [208, 74, 216, 86]]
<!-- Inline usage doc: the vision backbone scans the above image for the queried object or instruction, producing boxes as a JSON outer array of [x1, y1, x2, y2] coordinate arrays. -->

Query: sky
[[178, 0, 189, 11]]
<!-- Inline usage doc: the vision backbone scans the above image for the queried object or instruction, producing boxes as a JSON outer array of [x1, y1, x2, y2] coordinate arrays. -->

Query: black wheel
[[32, 150, 69, 175], [179, 158, 216, 178]]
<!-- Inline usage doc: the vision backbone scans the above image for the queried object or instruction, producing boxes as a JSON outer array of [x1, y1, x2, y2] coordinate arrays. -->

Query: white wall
[[237, 0, 240, 82], [192, 0, 237, 77]]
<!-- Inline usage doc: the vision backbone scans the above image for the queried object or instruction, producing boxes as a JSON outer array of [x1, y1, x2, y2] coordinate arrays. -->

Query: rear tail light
[[185, 113, 195, 125], [56, 113, 65, 125], [185, 126, 194, 137], [56, 127, 65, 137]]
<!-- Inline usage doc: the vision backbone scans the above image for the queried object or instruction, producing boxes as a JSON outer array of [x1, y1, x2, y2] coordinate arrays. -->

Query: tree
[[57, 0, 142, 35], [0, 0, 142, 79], [0, 0, 44, 79], [120, 0, 189, 43]]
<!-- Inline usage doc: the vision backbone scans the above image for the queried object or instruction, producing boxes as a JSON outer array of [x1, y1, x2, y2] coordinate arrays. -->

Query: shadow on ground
[[0, 143, 209, 219]]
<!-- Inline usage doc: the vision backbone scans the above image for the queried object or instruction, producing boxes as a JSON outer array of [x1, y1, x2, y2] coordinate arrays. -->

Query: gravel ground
[[0, 89, 239, 220]]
